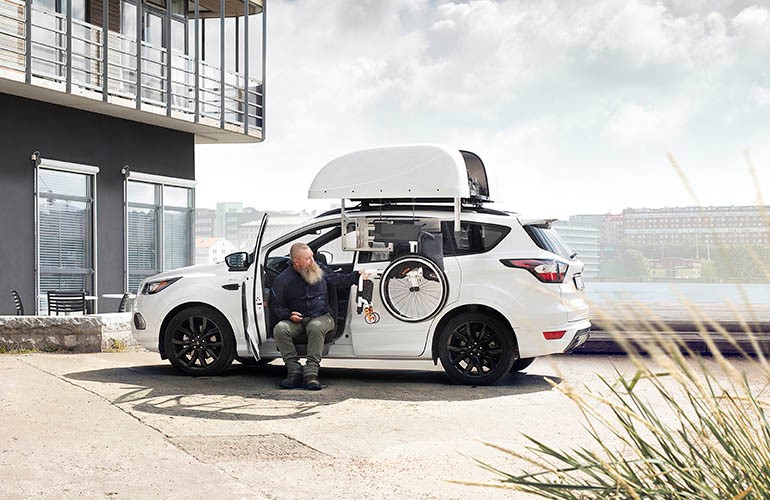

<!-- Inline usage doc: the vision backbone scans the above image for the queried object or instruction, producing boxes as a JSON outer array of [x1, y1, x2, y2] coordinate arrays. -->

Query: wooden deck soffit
[[193, 0, 262, 18]]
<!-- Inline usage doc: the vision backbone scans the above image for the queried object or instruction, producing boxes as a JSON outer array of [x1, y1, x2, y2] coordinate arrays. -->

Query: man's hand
[[360, 270, 372, 280], [290, 311, 303, 323]]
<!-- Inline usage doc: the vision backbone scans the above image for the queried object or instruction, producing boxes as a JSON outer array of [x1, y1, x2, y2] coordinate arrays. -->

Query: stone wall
[[0, 313, 139, 353]]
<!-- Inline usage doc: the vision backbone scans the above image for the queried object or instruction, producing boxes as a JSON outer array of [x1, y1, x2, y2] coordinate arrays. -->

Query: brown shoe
[[279, 373, 303, 389], [303, 375, 322, 391]]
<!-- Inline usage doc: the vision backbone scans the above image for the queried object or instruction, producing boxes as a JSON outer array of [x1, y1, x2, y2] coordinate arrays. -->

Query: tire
[[380, 255, 449, 323], [510, 357, 535, 372], [163, 306, 236, 376], [438, 312, 515, 385], [236, 356, 274, 366]]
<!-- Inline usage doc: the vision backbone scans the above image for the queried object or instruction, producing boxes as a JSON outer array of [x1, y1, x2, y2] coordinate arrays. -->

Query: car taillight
[[500, 259, 568, 283], [543, 330, 566, 340]]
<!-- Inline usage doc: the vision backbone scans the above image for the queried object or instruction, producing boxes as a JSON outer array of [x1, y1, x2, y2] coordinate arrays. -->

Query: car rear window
[[441, 221, 510, 256], [523, 224, 573, 260]]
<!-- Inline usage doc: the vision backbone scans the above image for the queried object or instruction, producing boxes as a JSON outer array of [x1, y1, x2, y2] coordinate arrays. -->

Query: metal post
[[243, 0, 248, 135], [24, 0, 32, 83], [165, 0, 172, 116], [194, 0, 199, 122], [101, 0, 108, 100], [65, 0, 72, 91], [135, 0, 142, 109], [219, 0, 225, 129], [261, 0, 266, 136]]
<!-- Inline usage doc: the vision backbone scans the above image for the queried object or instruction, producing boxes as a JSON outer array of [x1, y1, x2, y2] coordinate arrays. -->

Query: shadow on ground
[[64, 361, 559, 422]]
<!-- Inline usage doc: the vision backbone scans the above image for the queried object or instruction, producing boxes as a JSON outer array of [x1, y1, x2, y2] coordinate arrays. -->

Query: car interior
[[261, 224, 353, 352]]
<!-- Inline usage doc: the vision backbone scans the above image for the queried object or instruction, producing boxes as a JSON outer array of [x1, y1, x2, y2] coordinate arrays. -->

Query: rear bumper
[[563, 327, 591, 353]]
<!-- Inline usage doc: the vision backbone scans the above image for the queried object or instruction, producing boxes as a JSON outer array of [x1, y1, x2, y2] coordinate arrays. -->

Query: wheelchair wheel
[[380, 255, 448, 323]]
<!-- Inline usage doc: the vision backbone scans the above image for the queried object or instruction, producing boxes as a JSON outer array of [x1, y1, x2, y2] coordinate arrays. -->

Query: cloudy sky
[[196, 0, 770, 219]]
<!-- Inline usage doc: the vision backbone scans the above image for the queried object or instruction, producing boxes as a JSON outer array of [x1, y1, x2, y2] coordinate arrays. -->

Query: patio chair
[[47, 290, 87, 316], [117, 293, 130, 312], [9, 290, 24, 315]]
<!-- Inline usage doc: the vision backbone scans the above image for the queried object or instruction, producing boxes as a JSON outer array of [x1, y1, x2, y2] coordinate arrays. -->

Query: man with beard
[[271, 242, 367, 390]]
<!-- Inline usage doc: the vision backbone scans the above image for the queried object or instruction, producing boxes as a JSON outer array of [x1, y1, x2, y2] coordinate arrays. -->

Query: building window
[[35, 159, 99, 313], [125, 172, 195, 293]]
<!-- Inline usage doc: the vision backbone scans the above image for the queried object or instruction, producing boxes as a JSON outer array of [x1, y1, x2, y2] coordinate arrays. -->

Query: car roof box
[[308, 144, 492, 203]]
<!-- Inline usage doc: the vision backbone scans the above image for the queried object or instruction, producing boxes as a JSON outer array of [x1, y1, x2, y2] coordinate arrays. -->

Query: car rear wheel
[[438, 312, 515, 385], [164, 306, 235, 376], [510, 357, 535, 372]]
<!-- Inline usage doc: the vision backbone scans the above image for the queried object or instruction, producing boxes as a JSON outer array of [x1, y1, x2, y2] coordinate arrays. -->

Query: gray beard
[[299, 261, 324, 285]]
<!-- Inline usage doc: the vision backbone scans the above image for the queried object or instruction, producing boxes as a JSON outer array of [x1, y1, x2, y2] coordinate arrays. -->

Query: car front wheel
[[164, 306, 235, 376], [438, 312, 515, 385]]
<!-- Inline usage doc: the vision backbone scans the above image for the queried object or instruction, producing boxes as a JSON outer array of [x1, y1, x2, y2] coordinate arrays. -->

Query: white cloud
[[194, 0, 769, 218], [752, 84, 770, 106], [600, 102, 691, 147]]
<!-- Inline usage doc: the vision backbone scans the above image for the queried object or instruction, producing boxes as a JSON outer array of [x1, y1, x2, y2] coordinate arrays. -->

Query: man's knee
[[273, 320, 296, 339], [306, 315, 334, 339]]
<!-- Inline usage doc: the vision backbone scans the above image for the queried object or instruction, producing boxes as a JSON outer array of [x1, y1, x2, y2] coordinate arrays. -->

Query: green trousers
[[273, 313, 334, 377]]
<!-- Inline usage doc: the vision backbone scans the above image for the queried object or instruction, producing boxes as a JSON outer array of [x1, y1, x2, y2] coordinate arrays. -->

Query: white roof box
[[308, 144, 492, 203]]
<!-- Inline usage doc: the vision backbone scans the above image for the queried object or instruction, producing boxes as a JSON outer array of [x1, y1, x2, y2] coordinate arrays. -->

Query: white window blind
[[126, 176, 194, 292], [36, 163, 97, 314]]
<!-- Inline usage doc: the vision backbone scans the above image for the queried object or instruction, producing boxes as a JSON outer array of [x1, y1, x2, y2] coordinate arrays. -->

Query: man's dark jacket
[[271, 264, 360, 321]]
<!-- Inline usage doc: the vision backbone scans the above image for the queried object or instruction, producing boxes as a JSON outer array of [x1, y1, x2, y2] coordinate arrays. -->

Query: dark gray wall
[[0, 93, 195, 314]]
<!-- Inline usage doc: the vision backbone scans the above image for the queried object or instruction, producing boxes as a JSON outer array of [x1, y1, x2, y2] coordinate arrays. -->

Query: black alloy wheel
[[164, 306, 236, 376], [438, 312, 515, 385]]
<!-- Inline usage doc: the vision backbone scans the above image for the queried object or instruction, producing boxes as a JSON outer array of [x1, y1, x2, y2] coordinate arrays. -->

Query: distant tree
[[712, 245, 770, 282], [699, 260, 718, 282], [621, 249, 650, 281]]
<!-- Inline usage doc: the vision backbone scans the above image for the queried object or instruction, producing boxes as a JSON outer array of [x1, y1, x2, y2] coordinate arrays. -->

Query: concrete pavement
[[2, 351, 760, 499]]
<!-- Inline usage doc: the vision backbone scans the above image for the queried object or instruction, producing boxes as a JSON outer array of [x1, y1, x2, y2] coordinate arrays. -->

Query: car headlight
[[142, 277, 181, 295]]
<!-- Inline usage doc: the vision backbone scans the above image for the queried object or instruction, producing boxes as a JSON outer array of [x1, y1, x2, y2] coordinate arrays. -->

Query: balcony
[[0, 0, 264, 143]]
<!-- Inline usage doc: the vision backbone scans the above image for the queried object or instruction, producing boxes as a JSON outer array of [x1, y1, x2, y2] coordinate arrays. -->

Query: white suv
[[131, 145, 590, 385]]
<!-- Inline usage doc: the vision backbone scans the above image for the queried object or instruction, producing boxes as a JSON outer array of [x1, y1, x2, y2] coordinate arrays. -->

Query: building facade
[[623, 205, 770, 250], [0, 0, 266, 314], [194, 236, 237, 264], [553, 221, 601, 278]]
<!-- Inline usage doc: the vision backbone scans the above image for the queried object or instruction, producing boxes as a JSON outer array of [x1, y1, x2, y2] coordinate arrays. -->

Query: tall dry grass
[[465, 154, 770, 499]]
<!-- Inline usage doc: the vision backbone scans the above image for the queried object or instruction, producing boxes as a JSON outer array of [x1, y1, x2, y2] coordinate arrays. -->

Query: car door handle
[[221, 283, 240, 291]]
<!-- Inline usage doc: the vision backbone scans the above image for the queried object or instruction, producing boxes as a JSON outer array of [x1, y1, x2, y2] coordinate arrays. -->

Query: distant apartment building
[[194, 208, 216, 239], [623, 205, 770, 249], [239, 212, 314, 250], [0, 0, 266, 314], [194, 202, 261, 243], [553, 221, 600, 278], [570, 213, 624, 250], [195, 237, 237, 265]]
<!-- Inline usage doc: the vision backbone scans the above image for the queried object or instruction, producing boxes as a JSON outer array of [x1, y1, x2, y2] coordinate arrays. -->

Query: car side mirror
[[224, 252, 250, 271]]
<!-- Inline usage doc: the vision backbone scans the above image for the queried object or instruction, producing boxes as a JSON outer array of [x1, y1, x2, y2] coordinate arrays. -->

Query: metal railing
[[0, 0, 263, 136]]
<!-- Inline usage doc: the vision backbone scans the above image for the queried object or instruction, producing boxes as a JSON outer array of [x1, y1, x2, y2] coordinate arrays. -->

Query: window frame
[[123, 170, 195, 293], [34, 157, 99, 314]]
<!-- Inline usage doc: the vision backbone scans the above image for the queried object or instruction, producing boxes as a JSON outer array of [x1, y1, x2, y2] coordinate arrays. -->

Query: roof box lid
[[308, 144, 492, 202]]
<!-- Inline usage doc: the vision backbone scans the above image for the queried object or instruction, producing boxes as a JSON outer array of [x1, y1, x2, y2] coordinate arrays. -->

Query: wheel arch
[[158, 301, 235, 360], [430, 304, 518, 363]]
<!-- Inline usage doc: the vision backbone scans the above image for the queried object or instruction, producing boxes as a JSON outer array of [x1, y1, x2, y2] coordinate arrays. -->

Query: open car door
[[243, 213, 269, 361]]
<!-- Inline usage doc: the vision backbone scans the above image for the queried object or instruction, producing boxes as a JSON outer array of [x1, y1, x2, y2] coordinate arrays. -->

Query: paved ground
[[0, 352, 761, 499]]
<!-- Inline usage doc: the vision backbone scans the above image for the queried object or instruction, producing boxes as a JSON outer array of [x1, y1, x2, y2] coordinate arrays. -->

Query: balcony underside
[[0, 69, 261, 143], [0, 0, 264, 144]]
